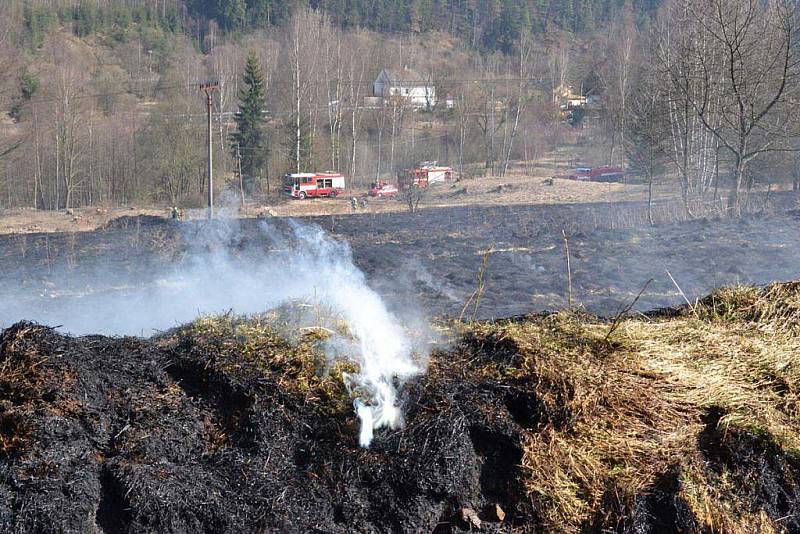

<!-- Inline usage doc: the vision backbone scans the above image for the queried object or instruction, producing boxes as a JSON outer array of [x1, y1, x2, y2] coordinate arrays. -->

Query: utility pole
[[235, 143, 245, 207], [294, 27, 301, 173], [200, 81, 219, 218]]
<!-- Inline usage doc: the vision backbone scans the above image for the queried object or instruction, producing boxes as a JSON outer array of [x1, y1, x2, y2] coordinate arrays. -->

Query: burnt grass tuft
[[1, 283, 800, 532]]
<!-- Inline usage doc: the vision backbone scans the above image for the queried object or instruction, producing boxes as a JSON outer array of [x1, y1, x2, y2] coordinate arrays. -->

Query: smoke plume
[[0, 218, 428, 447]]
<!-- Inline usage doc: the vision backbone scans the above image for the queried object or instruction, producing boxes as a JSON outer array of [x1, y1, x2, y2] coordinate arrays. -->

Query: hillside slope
[[0, 283, 799, 532]]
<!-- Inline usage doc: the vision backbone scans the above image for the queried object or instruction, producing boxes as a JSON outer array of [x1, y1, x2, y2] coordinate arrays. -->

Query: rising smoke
[[0, 217, 430, 447]]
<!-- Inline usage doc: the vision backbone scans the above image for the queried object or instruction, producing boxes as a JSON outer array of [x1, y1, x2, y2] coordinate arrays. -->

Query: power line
[[19, 74, 547, 106]]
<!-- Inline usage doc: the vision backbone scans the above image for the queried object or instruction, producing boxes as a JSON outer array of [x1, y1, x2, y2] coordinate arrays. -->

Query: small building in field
[[373, 68, 436, 110]]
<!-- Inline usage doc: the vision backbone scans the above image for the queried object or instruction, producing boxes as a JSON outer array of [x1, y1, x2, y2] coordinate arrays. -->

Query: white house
[[373, 69, 436, 110]]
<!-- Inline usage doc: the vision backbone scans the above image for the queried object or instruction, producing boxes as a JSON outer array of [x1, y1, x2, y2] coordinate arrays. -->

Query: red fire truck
[[399, 162, 453, 188], [284, 172, 345, 199]]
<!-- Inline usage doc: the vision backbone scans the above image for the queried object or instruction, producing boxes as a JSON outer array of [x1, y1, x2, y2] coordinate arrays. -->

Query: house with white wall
[[373, 69, 436, 110]]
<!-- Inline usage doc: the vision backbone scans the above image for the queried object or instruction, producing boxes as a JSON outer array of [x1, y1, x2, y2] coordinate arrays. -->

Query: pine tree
[[223, 0, 247, 30], [232, 51, 268, 194]]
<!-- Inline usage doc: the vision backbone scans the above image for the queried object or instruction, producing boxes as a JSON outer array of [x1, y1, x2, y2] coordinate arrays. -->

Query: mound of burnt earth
[[2, 283, 800, 533], [103, 214, 176, 230]]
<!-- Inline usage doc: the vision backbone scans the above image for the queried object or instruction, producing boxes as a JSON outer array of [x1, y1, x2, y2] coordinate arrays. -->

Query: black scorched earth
[[1, 281, 800, 533]]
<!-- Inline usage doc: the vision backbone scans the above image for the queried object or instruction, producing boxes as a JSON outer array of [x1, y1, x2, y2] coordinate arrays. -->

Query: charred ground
[[1, 282, 800, 532], [2, 195, 800, 333], [1, 198, 800, 532]]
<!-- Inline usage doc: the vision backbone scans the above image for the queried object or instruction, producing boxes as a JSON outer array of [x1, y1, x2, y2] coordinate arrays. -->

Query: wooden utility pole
[[200, 81, 219, 218], [235, 143, 245, 207]]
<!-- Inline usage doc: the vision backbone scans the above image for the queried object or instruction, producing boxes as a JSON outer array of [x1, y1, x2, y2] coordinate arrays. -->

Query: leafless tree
[[501, 31, 535, 177], [548, 34, 570, 105], [321, 20, 345, 171], [626, 69, 670, 225], [400, 184, 425, 213], [346, 33, 368, 185], [671, 0, 800, 214], [600, 7, 637, 168]]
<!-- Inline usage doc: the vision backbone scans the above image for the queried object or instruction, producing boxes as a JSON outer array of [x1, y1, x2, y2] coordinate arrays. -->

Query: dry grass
[[162, 283, 800, 531], [166, 309, 359, 416], [458, 282, 800, 532], [0, 324, 52, 458]]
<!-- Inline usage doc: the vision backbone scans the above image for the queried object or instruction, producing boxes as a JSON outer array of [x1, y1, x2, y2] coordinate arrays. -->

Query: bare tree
[[400, 183, 425, 213], [600, 7, 637, 167], [626, 71, 670, 225], [548, 34, 570, 105], [388, 98, 405, 175], [454, 92, 470, 176], [501, 31, 535, 177], [47, 38, 92, 210], [656, 2, 723, 213], [321, 19, 345, 171], [475, 81, 505, 176], [346, 33, 368, 185], [675, 0, 800, 214]]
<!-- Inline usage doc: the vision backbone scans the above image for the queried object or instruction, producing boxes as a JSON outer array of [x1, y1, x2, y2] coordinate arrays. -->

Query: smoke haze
[[0, 218, 430, 446]]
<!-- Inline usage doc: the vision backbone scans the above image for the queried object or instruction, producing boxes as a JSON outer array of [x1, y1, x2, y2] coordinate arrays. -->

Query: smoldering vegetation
[[1, 214, 437, 452], [1, 282, 799, 532]]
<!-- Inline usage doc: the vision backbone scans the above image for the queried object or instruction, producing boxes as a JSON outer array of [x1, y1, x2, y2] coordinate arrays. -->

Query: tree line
[[0, 0, 798, 215], [7, 0, 660, 53], [624, 0, 800, 218]]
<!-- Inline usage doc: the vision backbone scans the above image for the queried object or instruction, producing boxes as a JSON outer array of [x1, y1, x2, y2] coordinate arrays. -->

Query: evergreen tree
[[20, 71, 40, 100], [223, 0, 247, 29], [232, 52, 268, 194]]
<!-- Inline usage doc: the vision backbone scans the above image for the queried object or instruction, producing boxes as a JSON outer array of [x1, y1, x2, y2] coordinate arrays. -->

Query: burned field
[[1, 199, 800, 532], [1, 283, 800, 532], [1, 197, 800, 333]]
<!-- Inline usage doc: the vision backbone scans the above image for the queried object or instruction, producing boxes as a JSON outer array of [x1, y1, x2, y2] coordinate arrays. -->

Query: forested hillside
[[13, 0, 661, 52]]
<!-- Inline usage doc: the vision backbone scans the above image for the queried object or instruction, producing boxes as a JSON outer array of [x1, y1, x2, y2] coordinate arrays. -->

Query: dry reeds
[[459, 282, 800, 532], [164, 307, 359, 416]]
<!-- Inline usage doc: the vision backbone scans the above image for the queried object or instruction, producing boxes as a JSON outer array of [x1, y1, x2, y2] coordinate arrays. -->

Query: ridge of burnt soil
[[3, 280, 800, 533], [0, 320, 537, 533]]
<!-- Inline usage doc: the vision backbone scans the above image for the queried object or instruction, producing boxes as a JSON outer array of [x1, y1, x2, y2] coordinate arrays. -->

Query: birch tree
[[679, 0, 800, 214]]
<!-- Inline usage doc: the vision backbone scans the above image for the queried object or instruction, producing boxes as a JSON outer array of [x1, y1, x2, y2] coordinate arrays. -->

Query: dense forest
[[13, 0, 661, 52], [0, 0, 797, 214]]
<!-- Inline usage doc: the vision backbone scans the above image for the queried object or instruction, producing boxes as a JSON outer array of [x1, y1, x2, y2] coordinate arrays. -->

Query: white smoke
[[0, 218, 428, 447], [271, 221, 423, 446]]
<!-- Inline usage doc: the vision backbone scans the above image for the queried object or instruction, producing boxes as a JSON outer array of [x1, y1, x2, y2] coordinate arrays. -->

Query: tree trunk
[[729, 158, 745, 217]]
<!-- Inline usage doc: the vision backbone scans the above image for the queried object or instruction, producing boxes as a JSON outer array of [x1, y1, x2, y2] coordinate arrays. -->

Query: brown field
[[0, 173, 690, 235]]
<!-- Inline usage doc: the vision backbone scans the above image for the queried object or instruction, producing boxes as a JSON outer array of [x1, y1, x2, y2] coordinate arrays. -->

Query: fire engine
[[399, 162, 453, 188], [284, 172, 345, 199], [588, 166, 624, 182]]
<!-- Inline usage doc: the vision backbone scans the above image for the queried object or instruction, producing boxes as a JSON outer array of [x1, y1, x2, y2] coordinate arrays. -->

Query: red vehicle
[[568, 166, 624, 182], [589, 166, 624, 182], [368, 181, 398, 198], [399, 162, 453, 188], [284, 172, 345, 199]]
